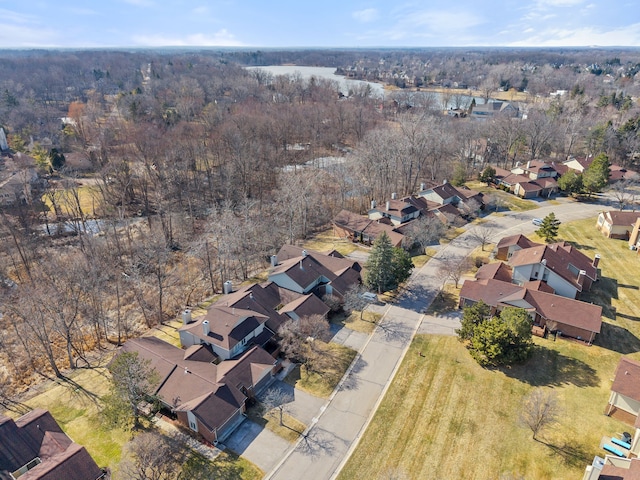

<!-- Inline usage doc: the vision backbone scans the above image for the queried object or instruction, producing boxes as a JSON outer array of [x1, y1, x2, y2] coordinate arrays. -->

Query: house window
[[533, 271, 538, 279], [190, 421, 197, 430]]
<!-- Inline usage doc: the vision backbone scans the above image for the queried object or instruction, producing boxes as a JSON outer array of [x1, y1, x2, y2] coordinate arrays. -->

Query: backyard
[[339, 214, 640, 479]]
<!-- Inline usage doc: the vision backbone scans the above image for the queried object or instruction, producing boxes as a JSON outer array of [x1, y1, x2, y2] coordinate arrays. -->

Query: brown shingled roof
[[496, 234, 540, 250], [611, 357, 640, 403], [600, 458, 640, 480]]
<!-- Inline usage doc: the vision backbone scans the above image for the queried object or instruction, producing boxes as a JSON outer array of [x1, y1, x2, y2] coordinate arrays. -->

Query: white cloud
[[508, 23, 640, 46], [121, 0, 155, 7], [352, 8, 379, 23], [192, 6, 210, 16], [132, 30, 244, 47], [535, 0, 585, 6], [0, 23, 60, 47]]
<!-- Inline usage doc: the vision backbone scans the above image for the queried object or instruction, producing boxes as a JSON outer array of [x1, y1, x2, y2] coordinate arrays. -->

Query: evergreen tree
[[365, 232, 414, 293], [535, 212, 561, 243], [479, 165, 496, 185], [582, 153, 610, 196], [456, 300, 491, 340], [557, 170, 583, 196]]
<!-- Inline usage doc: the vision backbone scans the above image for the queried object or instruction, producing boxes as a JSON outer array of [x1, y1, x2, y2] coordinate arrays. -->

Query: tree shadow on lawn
[[595, 322, 640, 355], [563, 239, 597, 251], [579, 276, 618, 321], [540, 439, 592, 469], [499, 346, 599, 388]]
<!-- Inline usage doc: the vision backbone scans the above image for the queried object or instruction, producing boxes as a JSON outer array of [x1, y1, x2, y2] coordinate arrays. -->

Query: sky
[[1, 0, 640, 49]]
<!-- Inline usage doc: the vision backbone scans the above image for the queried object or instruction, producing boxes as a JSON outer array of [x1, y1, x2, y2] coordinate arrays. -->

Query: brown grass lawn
[[42, 184, 102, 218], [302, 228, 362, 256], [340, 215, 640, 480], [245, 404, 307, 443], [339, 335, 630, 480], [285, 342, 357, 398], [331, 310, 382, 334], [466, 181, 538, 212]]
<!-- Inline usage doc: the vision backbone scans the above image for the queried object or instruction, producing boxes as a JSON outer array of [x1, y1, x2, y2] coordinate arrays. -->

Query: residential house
[[605, 357, 640, 458], [511, 160, 560, 180], [564, 155, 638, 184], [495, 234, 541, 261], [597, 211, 640, 240], [332, 209, 405, 247], [179, 306, 273, 360], [513, 181, 543, 199], [268, 247, 362, 302], [418, 180, 483, 211], [509, 242, 599, 299], [584, 456, 640, 480], [368, 195, 420, 226], [459, 277, 602, 343], [121, 336, 276, 444], [469, 101, 519, 119], [0, 409, 104, 480]]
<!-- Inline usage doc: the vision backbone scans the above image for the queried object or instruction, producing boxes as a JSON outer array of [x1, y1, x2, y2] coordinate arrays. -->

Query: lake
[[246, 65, 483, 109]]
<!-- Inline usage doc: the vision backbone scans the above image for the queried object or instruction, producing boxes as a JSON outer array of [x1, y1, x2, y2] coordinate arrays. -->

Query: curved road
[[265, 197, 607, 480]]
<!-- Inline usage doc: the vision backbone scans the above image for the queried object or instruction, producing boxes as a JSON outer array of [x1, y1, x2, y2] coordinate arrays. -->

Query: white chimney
[[270, 255, 278, 267], [443, 179, 448, 184], [391, 192, 397, 200], [202, 320, 210, 336], [526, 161, 531, 169], [386, 201, 390, 211], [420, 182, 426, 191], [371, 200, 376, 209], [577, 270, 587, 287], [302, 249, 308, 257], [299, 259, 304, 269], [223, 280, 233, 294], [182, 309, 192, 325]]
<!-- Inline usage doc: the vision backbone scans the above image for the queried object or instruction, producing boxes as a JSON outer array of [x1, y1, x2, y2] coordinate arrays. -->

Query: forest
[[0, 47, 639, 402]]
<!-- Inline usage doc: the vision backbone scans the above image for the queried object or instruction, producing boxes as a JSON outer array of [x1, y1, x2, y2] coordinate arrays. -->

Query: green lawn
[[340, 215, 640, 479], [339, 335, 630, 480]]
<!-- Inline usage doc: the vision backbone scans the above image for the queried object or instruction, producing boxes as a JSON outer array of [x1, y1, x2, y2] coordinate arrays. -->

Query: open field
[[41, 184, 102, 218], [302, 228, 363, 256], [339, 335, 632, 480], [340, 214, 640, 479]]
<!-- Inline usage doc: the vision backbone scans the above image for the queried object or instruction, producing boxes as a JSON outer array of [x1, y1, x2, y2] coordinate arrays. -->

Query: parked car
[[532, 218, 543, 226]]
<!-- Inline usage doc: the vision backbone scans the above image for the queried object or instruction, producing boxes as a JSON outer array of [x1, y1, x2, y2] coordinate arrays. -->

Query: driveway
[[223, 418, 290, 473]]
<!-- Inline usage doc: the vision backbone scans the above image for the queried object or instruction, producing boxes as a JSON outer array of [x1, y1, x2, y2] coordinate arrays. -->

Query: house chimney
[[391, 192, 397, 200], [593, 254, 601, 268], [223, 280, 233, 294], [526, 161, 531, 169], [202, 320, 210, 336], [302, 249, 308, 257], [249, 293, 254, 300], [182, 309, 192, 325], [420, 182, 426, 191], [271, 255, 278, 267], [371, 200, 376, 209], [299, 259, 304, 269], [577, 270, 586, 287], [386, 201, 390, 211]]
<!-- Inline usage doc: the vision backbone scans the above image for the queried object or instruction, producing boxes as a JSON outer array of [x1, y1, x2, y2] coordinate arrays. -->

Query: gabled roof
[[277, 244, 361, 273], [0, 409, 103, 480], [121, 338, 274, 432], [426, 182, 463, 202], [603, 211, 640, 227], [600, 457, 640, 480], [460, 278, 602, 334], [475, 262, 513, 282], [509, 242, 597, 289], [333, 210, 405, 246], [496, 234, 540, 250], [500, 173, 532, 186], [516, 181, 542, 192], [533, 177, 558, 189], [179, 306, 269, 352], [369, 199, 418, 219], [611, 357, 640, 402]]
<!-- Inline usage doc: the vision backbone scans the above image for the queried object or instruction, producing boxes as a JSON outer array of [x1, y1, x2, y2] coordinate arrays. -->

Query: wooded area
[[0, 47, 639, 399]]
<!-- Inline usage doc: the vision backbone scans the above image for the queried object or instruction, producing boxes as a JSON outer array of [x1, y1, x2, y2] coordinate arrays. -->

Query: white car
[[532, 218, 543, 226]]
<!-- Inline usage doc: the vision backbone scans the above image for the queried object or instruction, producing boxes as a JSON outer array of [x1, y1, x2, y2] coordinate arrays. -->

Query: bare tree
[[403, 215, 445, 254], [279, 315, 332, 374], [343, 284, 372, 321], [519, 388, 561, 441], [260, 387, 292, 427], [437, 256, 471, 289], [608, 179, 638, 211], [469, 224, 496, 251], [118, 430, 184, 480]]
